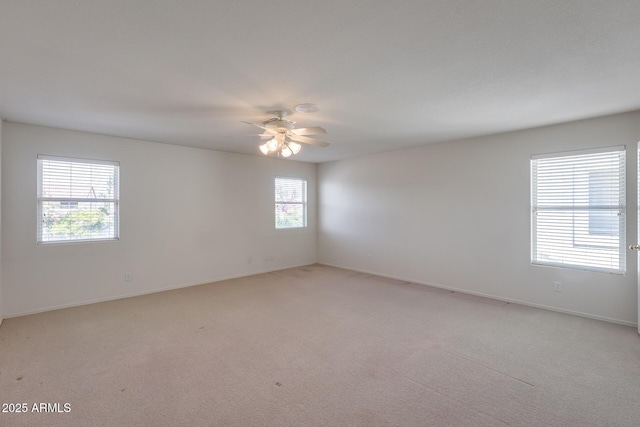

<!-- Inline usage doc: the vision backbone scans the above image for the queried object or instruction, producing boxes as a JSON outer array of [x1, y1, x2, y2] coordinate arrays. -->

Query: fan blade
[[241, 121, 268, 131], [291, 126, 327, 136], [244, 132, 276, 139], [289, 134, 330, 147]]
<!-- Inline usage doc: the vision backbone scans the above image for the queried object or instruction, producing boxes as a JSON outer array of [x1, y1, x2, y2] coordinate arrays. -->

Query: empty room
[[1, 1, 640, 426]]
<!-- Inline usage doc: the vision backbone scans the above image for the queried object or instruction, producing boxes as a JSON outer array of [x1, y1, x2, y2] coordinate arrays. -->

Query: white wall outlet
[[125, 272, 133, 282], [553, 281, 562, 292]]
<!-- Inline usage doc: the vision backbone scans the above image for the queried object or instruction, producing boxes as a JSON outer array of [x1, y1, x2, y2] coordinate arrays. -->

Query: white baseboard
[[4, 262, 316, 319], [7, 261, 636, 328], [318, 262, 638, 328]]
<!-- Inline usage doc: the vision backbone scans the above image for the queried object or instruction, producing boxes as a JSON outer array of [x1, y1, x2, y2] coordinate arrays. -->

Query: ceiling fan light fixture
[[281, 146, 292, 157], [266, 138, 279, 152], [288, 141, 301, 154], [242, 108, 329, 158]]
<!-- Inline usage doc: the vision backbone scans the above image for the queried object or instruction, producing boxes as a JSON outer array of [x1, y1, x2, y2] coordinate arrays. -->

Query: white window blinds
[[37, 155, 120, 243], [275, 177, 307, 229], [531, 147, 626, 273]]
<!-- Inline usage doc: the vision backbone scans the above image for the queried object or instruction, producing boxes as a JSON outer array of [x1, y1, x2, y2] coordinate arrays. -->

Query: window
[[37, 155, 120, 244], [531, 146, 625, 273], [275, 177, 307, 229]]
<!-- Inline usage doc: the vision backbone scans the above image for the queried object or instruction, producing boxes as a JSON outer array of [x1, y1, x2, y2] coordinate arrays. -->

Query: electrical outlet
[[125, 272, 133, 282], [553, 281, 562, 292]]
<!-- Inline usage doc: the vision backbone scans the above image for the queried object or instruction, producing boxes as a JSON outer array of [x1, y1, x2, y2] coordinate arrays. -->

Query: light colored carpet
[[1, 264, 640, 426]]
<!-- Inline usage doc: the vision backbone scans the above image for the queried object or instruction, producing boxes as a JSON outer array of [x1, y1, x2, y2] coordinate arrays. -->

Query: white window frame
[[531, 146, 626, 274], [37, 155, 120, 244], [275, 177, 307, 229]]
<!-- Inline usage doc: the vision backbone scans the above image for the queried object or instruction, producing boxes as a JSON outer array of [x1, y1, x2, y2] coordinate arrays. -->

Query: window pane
[[41, 201, 117, 242], [276, 203, 304, 228], [41, 160, 117, 199], [38, 155, 119, 243], [276, 178, 304, 203], [275, 177, 307, 229], [531, 147, 625, 273], [534, 209, 622, 270]]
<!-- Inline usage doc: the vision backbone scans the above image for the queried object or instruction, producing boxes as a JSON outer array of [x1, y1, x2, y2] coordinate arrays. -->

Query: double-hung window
[[275, 177, 307, 229], [531, 146, 626, 273], [37, 155, 120, 244]]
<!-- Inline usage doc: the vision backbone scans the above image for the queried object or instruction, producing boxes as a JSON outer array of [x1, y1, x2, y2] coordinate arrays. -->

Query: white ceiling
[[1, 1, 639, 163]]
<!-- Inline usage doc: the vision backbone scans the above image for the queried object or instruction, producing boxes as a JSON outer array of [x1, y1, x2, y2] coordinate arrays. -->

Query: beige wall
[[2, 122, 317, 316], [319, 111, 640, 325]]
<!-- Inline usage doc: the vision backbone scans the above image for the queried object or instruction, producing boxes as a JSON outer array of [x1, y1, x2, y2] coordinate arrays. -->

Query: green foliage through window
[[37, 155, 119, 243], [275, 177, 307, 229]]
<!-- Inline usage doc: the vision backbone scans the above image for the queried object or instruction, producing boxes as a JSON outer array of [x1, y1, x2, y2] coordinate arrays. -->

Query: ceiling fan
[[242, 110, 329, 158]]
